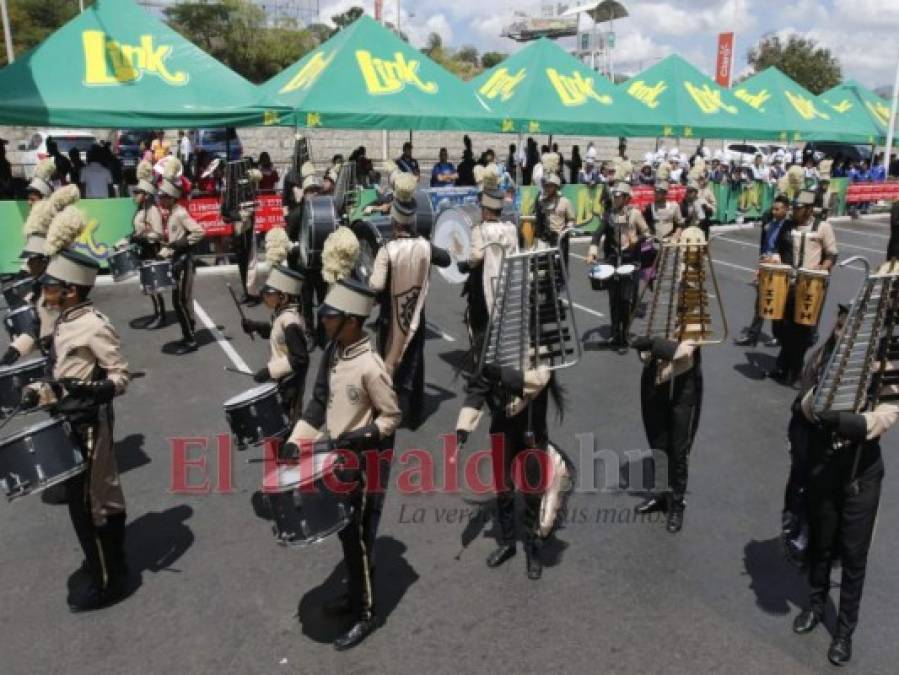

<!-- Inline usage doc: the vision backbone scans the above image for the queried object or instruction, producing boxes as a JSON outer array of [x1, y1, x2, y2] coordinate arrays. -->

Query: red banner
[[715, 33, 734, 88], [845, 181, 899, 203], [630, 184, 687, 208], [184, 193, 286, 238]]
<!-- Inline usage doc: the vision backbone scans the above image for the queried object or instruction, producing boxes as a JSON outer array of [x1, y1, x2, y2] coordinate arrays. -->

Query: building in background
[[138, 0, 320, 27]]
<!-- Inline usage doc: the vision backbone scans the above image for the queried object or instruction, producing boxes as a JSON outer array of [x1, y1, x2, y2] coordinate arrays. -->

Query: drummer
[[284, 279, 401, 651], [240, 265, 309, 428], [587, 181, 650, 350], [130, 160, 167, 330], [769, 189, 838, 384], [639, 180, 685, 308], [536, 173, 575, 268], [1, 233, 53, 365], [157, 158, 205, 355], [20, 248, 130, 612]]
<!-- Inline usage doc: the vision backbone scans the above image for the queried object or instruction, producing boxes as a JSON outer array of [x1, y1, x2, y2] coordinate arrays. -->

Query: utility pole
[[1, 0, 13, 64], [884, 54, 899, 177]]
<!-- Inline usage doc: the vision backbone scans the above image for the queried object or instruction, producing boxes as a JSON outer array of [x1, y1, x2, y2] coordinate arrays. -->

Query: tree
[[423, 32, 443, 57], [455, 45, 479, 66], [747, 33, 842, 95], [2, 0, 95, 64], [166, 0, 317, 83], [481, 51, 507, 69], [331, 6, 364, 34]]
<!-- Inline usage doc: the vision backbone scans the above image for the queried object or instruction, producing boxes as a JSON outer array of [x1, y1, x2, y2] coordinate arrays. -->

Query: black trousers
[[639, 365, 700, 501], [744, 286, 781, 342], [491, 425, 545, 545], [393, 325, 426, 429], [233, 228, 254, 297], [172, 256, 196, 342], [775, 294, 814, 378], [607, 269, 638, 342], [338, 443, 393, 621], [807, 454, 883, 638]]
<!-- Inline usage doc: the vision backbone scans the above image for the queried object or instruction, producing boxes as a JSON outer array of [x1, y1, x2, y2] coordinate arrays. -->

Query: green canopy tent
[[0, 0, 287, 128], [260, 15, 496, 131], [734, 68, 880, 144], [618, 54, 786, 140], [820, 80, 895, 144], [467, 37, 663, 136]]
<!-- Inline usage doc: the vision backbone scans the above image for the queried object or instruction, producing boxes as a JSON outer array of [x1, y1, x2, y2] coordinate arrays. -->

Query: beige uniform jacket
[[589, 207, 649, 259], [267, 306, 307, 380], [791, 216, 838, 271], [539, 195, 575, 234], [133, 204, 164, 243], [645, 201, 684, 240], [161, 204, 205, 256], [470, 219, 519, 314], [289, 336, 401, 443]]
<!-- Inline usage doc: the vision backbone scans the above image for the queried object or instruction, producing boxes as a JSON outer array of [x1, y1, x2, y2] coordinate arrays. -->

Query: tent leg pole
[[0, 0, 13, 64]]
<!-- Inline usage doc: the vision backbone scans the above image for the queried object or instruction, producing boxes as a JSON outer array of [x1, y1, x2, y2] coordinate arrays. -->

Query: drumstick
[[224, 366, 253, 377], [226, 283, 254, 341]]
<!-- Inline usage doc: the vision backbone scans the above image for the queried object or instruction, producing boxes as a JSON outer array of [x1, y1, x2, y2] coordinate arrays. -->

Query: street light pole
[[884, 54, 899, 177], [0, 0, 14, 64]]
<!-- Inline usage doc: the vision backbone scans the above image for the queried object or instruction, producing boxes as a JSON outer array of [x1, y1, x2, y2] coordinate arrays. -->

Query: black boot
[[828, 635, 852, 666], [525, 539, 542, 580], [69, 514, 128, 613], [333, 616, 380, 651], [486, 543, 516, 568], [666, 499, 685, 533], [173, 339, 198, 355], [132, 296, 159, 329], [792, 609, 822, 634], [147, 296, 168, 329], [734, 331, 758, 347], [635, 495, 668, 515]]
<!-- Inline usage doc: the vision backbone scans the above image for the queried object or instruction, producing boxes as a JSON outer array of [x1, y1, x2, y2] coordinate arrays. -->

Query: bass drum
[[431, 205, 479, 285], [412, 190, 437, 239], [299, 196, 338, 270]]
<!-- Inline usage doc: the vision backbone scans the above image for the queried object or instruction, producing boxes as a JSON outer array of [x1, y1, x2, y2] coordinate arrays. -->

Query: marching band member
[[735, 195, 794, 347], [1, 184, 79, 365], [368, 174, 450, 428], [681, 179, 714, 237], [285, 279, 401, 651], [222, 167, 263, 305], [25, 158, 56, 205], [769, 190, 838, 384], [130, 160, 167, 329], [458, 176, 519, 360], [536, 173, 575, 268], [20, 225, 130, 612], [642, 179, 684, 241], [157, 158, 205, 355], [241, 265, 310, 428], [587, 181, 650, 349], [788, 299, 898, 666]]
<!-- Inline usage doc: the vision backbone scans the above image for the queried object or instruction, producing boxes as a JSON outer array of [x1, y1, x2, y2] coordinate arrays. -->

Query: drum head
[[0, 416, 65, 447], [223, 383, 279, 408], [590, 264, 615, 280], [432, 205, 479, 285], [266, 452, 339, 491], [616, 264, 636, 275]]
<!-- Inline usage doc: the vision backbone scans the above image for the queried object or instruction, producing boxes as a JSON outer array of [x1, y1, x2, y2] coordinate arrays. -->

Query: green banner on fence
[[1, 198, 134, 274]]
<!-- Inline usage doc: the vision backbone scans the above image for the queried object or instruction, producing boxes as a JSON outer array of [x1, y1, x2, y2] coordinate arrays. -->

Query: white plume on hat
[[163, 157, 182, 183], [322, 226, 360, 284], [46, 205, 87, 257], [33, 158, 56, 183], [264, 227, 291, 266], [586, 147, 598, 162], [542, 152, 561, 175], [612, 157, 633, 182], [49, 184, 80, 212], [655, 161, 671, 181], [787, 164, 804, 187], [300, 161, 316, 179], [23, 200, 56, 238], [393, 172, 418, 203], [688, 157, 706, 180], [247, 168, 263, 185], [137, 160, 154, 184], [644, 152, 654, 163]]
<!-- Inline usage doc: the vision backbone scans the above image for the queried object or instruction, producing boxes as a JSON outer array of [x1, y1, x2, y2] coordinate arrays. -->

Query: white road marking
[[563, 299, 605, 318], [193, 300, 252, 373], [714, 234, 884, 256], [427, 321, 456, 343], [831, 225, 889, 240], [712, 259, 755, 273]]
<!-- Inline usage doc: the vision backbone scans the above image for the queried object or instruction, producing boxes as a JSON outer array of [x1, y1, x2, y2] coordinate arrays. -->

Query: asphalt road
[[0, 216, 896, 675]]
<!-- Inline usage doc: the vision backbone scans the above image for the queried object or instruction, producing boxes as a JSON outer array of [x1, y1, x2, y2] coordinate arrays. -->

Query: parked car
[[802, 142, 873, 164], [723, 142, 796, 165], [112, 129, 155, 172], [191, 128, 242, 163], [17, 129, 98, 171]]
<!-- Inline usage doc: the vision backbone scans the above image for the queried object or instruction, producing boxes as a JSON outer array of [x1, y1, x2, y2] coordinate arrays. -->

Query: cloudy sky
[[317, 0, 899, 90]]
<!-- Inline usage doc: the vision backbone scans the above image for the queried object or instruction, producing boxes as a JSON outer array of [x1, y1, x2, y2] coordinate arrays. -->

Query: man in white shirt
[[178, 131, 192, 174], [79, 145, 115, 198]]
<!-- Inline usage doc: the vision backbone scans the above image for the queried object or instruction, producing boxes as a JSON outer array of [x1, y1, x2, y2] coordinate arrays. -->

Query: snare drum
[[139, 260, 176, 295], [589, 264, 615, 291], [3, 305, 38, 340], [0, 356, 47, 412], [794, 268, 829, 326], [757, 263, 791, 320], [0, 417, 84, 500], [108, 247, 140, 282], [223, 383, 289, 450], [2, 277, 32, 310], [616, 263, 637, 276], [264, 450, 353, 546]]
